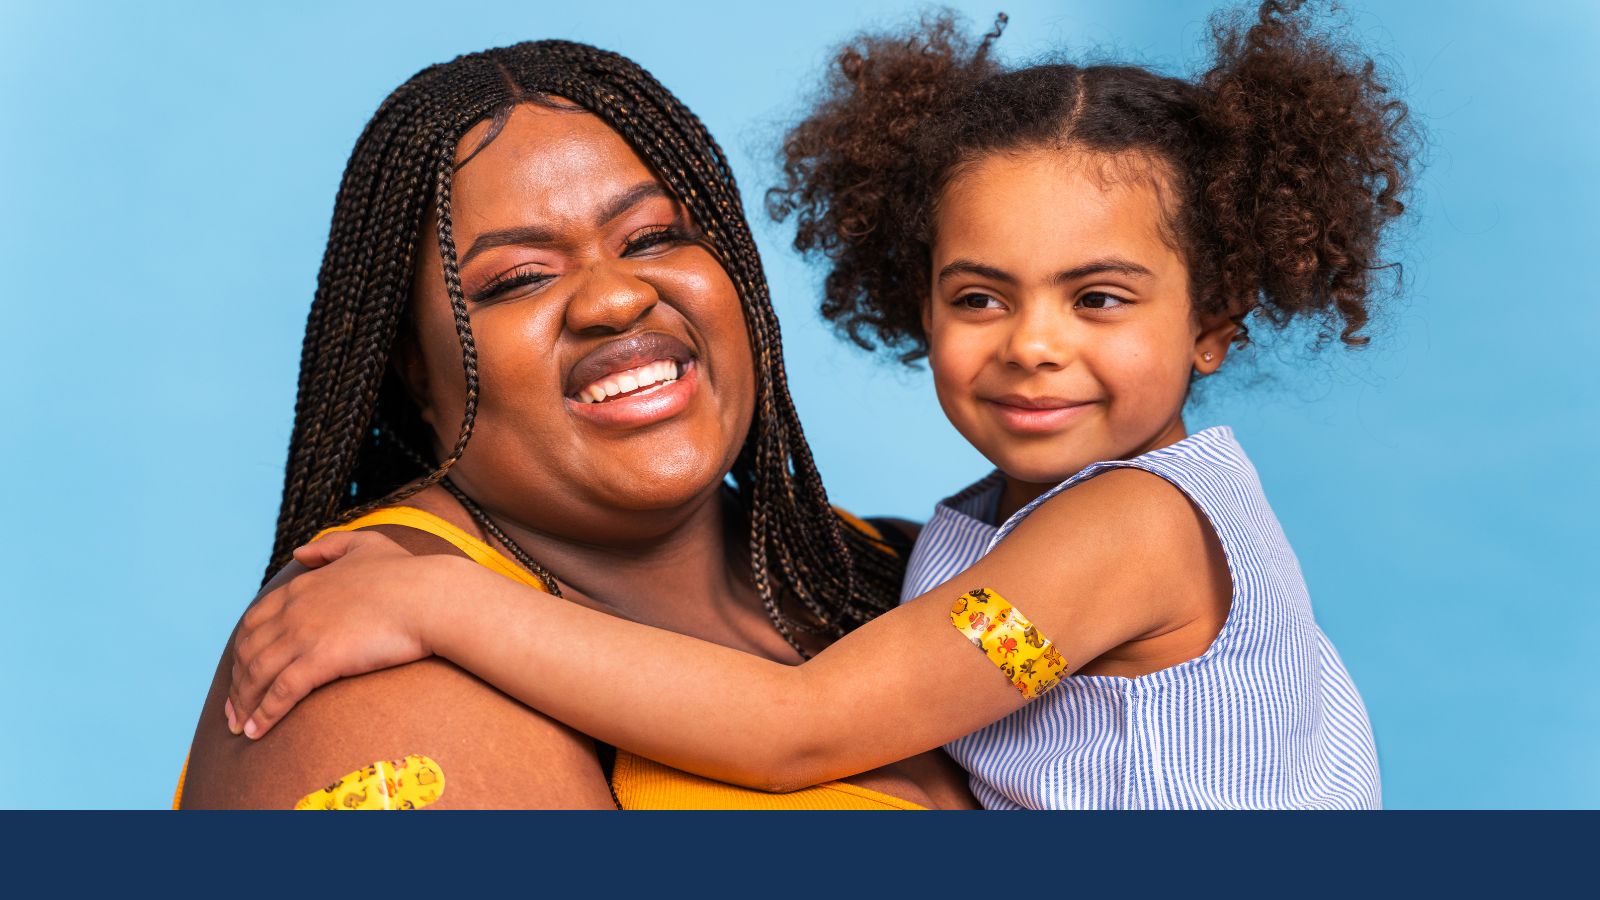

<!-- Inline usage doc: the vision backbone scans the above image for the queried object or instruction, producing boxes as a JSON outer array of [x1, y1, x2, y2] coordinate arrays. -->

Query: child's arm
[[231, 469, 1222, 791]]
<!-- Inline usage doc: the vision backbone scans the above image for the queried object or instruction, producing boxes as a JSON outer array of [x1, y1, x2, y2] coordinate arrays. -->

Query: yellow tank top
[[174, 506, 924, 810]]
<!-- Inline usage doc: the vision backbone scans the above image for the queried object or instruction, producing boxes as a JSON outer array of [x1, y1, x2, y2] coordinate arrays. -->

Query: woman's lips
[[564, 331, 694, 398], [567, 359, 699, 429], [983, 395, 1095, 434]]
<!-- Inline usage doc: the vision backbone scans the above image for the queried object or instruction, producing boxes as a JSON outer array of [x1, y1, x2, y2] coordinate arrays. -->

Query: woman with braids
[[177, 39, 977, 809], [226, 0, 1412, 808]]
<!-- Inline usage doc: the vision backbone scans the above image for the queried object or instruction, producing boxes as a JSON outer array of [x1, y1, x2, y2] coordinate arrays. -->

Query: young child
[[227, 0, 1411, 808]]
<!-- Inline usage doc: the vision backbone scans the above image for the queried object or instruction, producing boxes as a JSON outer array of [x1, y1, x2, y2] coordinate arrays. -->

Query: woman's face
[[405, 103, 756, 543]]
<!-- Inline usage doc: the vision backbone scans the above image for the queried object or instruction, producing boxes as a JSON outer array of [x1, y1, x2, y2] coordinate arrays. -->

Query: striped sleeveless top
[[901, 427, 1380, 809]]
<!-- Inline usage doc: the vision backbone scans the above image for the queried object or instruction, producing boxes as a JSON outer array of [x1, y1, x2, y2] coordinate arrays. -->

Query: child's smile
[[924, 149, 1235, 514], [980, 392, 1097, 435]]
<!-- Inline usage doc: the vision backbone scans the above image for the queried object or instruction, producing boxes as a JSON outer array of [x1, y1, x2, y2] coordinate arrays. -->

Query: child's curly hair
[[768, 0, 1415, 363]]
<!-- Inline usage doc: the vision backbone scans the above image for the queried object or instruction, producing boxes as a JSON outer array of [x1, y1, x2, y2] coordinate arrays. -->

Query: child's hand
[[226, 530, 450, 740]]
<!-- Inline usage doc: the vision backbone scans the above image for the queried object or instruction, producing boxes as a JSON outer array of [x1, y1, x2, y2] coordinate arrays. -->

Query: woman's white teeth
[[578, 360, 680, 403]]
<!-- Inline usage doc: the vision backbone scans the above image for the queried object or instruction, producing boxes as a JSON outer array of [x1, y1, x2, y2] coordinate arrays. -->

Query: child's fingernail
[[244, 718, 259, 740], [225, 699, 239, 734]]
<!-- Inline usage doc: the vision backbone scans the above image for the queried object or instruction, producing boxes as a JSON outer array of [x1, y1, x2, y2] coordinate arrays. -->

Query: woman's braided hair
[[268, 40, 902, 654]]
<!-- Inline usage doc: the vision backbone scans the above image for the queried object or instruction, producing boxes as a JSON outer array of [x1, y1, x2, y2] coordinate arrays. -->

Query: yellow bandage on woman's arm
[[950, 588, 1067, 700], [294, 754, 446, 810]]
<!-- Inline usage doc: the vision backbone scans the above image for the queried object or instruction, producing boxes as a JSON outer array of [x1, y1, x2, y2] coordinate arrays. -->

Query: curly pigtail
[[1197, 0, 1415, 346]]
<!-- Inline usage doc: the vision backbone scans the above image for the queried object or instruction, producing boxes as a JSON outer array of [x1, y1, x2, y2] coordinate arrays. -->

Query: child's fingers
[[242, 661, 325, 741], [293, 529, 406, 569], [239, 587, 285, 633], [228, 604, 287, 735], [232, 615, 283, 670], [227, 629, 282, 736], [232, 636, 303, 738], [292, 531, 364, 569]]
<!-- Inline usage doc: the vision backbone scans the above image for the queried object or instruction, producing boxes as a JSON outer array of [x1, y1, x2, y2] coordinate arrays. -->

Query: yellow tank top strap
[[833, 507, 884, 542], [835, 507, 909, 559], [317, 507, 551, 592]]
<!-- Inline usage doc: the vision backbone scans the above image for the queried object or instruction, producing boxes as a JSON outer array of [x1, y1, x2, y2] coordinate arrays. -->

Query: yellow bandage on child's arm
[[950, 588, 1067, 699]]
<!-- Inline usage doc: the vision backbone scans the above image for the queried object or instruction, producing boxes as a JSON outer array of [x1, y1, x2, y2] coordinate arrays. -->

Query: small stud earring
[[1202, 351, 1214, 362]]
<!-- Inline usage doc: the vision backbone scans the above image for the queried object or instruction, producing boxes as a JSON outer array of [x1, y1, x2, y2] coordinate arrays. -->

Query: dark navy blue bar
[[0, 811, 1590, 893]]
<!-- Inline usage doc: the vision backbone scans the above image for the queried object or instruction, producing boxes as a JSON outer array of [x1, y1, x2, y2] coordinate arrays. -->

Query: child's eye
[[1076, 292, 1129, 310], [954, 292, 1005, 311]]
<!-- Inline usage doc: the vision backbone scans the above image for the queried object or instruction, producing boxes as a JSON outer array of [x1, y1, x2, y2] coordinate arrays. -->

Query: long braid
[[267, 91, 446, 572], [265, 41, 902, 654]]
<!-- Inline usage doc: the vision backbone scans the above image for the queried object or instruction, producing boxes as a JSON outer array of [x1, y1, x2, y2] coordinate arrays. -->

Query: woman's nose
[[563, 264, 658, 334]]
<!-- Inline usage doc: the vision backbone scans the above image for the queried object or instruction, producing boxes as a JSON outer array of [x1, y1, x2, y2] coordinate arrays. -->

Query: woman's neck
[[441, 484, 759, 632]]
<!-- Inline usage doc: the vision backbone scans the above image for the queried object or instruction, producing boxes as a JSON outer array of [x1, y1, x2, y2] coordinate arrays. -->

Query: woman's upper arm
[[181, 555, 615, 810], [183, 650, 614, 808]]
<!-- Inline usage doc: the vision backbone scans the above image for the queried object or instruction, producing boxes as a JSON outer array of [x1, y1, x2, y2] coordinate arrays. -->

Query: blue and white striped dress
[[901, 427, 1380, 809]]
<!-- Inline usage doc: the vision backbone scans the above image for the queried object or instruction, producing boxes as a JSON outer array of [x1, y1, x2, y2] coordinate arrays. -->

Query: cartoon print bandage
[[294, 754, 445, 810], [951, 588, 1067, 700]]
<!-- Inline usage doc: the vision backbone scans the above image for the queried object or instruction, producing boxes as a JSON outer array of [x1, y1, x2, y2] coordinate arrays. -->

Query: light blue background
[[2, 1, 1595, 809]]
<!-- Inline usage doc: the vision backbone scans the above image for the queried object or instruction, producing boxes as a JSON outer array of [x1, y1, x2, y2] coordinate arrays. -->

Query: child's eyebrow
[[937, 257, 1153, 286], [1051, 259, 1154, 284], [938, 259, 1016, 285]]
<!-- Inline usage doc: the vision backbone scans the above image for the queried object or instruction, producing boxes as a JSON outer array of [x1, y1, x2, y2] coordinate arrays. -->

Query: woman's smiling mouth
[[565, 332, 700, 428], [573, 358, 683, 403]]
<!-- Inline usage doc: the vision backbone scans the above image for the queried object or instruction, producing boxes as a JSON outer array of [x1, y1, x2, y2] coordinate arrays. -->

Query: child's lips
[[983, 395, 1095, 434]]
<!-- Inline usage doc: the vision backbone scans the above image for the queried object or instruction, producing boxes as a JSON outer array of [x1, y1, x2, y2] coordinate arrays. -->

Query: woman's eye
[[470, 268, 553, 303], [1077, 292, 1129, 310], [955, 292, 1004, 311], [623, 225, 689, 255]]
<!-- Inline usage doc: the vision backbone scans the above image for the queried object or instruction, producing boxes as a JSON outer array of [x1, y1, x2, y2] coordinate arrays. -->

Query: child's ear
[[1192, 311, 1237, 376], [920, 295, 934, 338]]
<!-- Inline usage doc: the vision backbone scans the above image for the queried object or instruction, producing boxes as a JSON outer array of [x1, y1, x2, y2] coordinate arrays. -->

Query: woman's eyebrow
[[461, 225, 561, 268], [459, 182, 673, 269], [595, 182, 671, 228]]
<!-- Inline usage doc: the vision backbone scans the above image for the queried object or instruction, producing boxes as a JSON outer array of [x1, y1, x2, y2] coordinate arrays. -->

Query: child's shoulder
[[998, 432, 1243, 597], [1009, 428, 1247, 539], [985, 464, 1232, 671], [1026, 466, 1209, 552]]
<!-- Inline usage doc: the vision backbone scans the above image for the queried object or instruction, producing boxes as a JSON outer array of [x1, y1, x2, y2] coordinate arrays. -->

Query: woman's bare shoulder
[[180, 557, 616, 809]]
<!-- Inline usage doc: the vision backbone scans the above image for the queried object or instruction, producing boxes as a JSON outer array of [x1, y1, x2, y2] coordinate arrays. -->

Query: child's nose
[[563, 264, 659, 334], [1000, 310, 1071, 371]]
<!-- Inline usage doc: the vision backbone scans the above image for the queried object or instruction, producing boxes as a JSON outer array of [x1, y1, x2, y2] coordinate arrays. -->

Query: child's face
[[924, 149, 1231, 488]]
